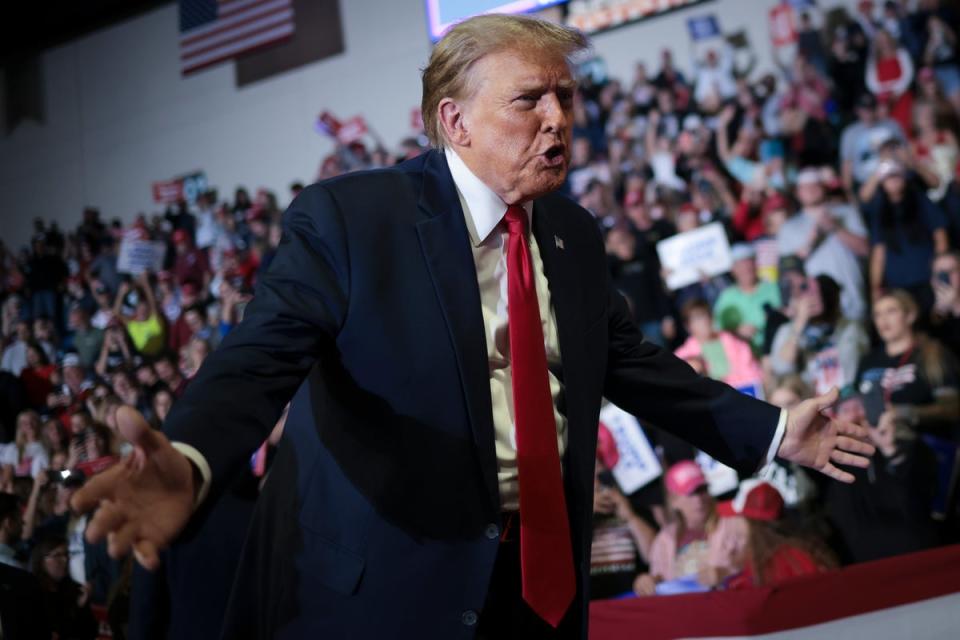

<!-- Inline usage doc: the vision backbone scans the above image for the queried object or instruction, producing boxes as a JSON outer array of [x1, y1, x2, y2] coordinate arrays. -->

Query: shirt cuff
[[758, 409, 788, 478], [171, 442, 212, 508]]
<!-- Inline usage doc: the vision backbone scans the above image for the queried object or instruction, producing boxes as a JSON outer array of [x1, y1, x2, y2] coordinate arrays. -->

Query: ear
[[438, 97, 470, 147]]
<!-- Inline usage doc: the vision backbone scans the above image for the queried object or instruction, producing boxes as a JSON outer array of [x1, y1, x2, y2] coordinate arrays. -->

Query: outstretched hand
[[70, 406, 195, 570], [777, 388, 875, 483]]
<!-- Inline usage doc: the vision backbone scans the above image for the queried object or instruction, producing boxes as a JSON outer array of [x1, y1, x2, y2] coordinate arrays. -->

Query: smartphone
[[937, 271, 951, 286], [861, 381, 885, 428]]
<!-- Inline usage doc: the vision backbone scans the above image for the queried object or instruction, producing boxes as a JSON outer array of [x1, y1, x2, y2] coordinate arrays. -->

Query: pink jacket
[[674, 332, 763, 388]]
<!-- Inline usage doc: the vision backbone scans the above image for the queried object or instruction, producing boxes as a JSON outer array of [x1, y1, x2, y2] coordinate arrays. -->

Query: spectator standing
[[866, 29, 915, 132], [863, 159, 948, 305], [776, 168, 869, 320], [839, 92, 905, 199]]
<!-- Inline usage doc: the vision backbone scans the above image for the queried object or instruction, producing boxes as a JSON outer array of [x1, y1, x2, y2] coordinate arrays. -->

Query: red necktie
[[504, 204, 575, 627]]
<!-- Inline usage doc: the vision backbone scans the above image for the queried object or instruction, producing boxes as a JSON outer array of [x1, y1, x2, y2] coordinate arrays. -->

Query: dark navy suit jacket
[[163, 150, 779, 639]]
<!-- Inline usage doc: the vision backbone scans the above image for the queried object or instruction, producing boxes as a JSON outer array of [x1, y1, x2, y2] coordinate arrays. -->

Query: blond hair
[[420, 13, 589, 148], [877, 289, 951, 387]]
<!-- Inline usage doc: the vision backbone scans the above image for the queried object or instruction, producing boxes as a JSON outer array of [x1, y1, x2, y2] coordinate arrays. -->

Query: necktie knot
[[504, 204, 527, 236]]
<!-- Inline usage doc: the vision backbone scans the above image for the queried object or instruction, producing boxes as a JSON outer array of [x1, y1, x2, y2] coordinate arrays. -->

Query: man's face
[[453, 49, 574, 204], [731, 258, 757, 288], [796, 181, 824, 207]]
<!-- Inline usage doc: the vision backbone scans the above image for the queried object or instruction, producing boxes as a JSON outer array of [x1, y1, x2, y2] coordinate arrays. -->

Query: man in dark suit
[[72, 14, 872, 640]]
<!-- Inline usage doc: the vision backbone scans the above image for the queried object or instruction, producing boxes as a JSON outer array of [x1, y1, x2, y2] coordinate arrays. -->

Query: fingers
[[107, 520, 139, 558], [85, 500, 126, 544], [134, 539, 161, 571], [821, 462, 855, 484], [835, 418, 870, 441], [830, 449, 871, 468], [117, 406, 163, 453], [836, 435, 876, 456], [814, 387, 840, 412], [70, 463, 125, 514]]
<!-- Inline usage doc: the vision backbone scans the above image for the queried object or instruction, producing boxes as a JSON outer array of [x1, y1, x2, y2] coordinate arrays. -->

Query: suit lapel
[[532, 199, 584, 379], [415, 151, 500, 509]]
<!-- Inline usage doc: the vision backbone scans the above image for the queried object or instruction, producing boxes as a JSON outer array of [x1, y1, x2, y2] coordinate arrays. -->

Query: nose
[[540, 92, 568, 134]]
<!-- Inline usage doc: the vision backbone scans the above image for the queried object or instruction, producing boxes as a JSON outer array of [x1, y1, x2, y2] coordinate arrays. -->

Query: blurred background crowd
[[2, 0, 960, 637]]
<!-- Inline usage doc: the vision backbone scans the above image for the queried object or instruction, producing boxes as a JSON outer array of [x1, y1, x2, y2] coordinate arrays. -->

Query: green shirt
[[713, 281, 781, 350]]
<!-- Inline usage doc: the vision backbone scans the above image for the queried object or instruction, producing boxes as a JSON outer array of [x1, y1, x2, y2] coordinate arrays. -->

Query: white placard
[[117, 239, 166, 275], [598, 403, 662, 494], [694, 450, 739, 497], [656, 222, 732, 290]]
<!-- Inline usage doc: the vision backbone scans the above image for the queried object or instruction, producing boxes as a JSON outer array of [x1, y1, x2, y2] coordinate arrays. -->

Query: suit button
[[484, 523, 499, 540], [462, 610, 479, 626]]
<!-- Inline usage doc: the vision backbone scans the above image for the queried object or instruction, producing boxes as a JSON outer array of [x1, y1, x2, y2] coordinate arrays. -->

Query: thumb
[[813, 387, 840, 412], [117, 406, 164, 454]]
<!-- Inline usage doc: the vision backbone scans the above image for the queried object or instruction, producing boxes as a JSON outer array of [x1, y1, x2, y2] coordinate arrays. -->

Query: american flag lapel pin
[[554, 235, 564, 250]]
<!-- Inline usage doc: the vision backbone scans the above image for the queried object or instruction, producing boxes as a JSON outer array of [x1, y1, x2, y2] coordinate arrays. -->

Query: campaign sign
[[337, 115, 369, 144], [687, 14, 720, 41], [695, 450, 739, 497], [117, 239, 166, 275], [769, 3, 798, 48], [656, 222, 733, 290], [151, 171, 207, 205], [598, 403, 662, 494]]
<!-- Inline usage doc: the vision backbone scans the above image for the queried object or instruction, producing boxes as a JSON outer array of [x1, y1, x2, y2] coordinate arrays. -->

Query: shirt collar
[[444, 147, 533, 247]]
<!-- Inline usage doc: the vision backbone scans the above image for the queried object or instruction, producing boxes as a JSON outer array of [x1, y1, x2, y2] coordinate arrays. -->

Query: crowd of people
[[2, 0, 960, 636]]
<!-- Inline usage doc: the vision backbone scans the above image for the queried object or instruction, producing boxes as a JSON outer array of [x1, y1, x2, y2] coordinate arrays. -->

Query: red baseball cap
[[172, 229, 190, 244], [717, 480, 784, 521], [664, 460, 707, 496]]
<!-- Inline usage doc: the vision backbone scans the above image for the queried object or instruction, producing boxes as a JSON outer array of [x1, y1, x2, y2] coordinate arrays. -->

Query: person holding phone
[[770, 275, 869, 395], [823, 389, 941, 563]]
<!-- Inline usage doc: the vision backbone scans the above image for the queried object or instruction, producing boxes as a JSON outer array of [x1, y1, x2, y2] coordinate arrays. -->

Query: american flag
[[179, 0, 295, 75]]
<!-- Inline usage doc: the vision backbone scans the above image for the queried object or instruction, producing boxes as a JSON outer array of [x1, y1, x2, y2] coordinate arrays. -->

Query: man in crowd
[[74, 14, 872, 640], [776, 168, 869, 320]]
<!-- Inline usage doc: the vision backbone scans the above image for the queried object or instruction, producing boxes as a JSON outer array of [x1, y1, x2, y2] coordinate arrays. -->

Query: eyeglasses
[[45, 551, 69, 560]]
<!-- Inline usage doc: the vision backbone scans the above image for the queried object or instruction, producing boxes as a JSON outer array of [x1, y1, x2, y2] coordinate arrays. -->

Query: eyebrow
[[513, 81, 577, 93]]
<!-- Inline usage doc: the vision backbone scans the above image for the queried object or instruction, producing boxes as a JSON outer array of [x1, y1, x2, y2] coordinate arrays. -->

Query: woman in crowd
[[20, 341, 57, 409], [29, 535, 98, 640], [0, 410, 49, 487], [675, 299, 763, 388], [112, 274, 165, 358], [866, 28, 915, 132], [770, 275, 868, 395], [634, 460, 716, 596], [857, 290, 960, 440], [864, 159, 948, 307], [704, 480, 835, 589]]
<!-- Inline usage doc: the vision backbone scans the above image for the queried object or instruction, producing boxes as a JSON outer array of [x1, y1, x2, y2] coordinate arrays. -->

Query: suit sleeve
[[602, 287, 780, 476], [163, 184, 350, 500]]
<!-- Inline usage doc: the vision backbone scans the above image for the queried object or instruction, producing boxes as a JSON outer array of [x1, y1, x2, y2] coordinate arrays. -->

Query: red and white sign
[[151, 171, 208, 204], [769, 3, 798, 48]]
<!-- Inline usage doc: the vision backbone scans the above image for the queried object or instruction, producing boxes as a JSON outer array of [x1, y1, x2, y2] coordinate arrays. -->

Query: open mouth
[[543, 144, 566, 166]]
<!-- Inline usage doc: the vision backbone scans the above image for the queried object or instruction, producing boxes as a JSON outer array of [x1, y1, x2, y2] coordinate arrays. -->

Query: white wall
[[0, 0, 857, 248]]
